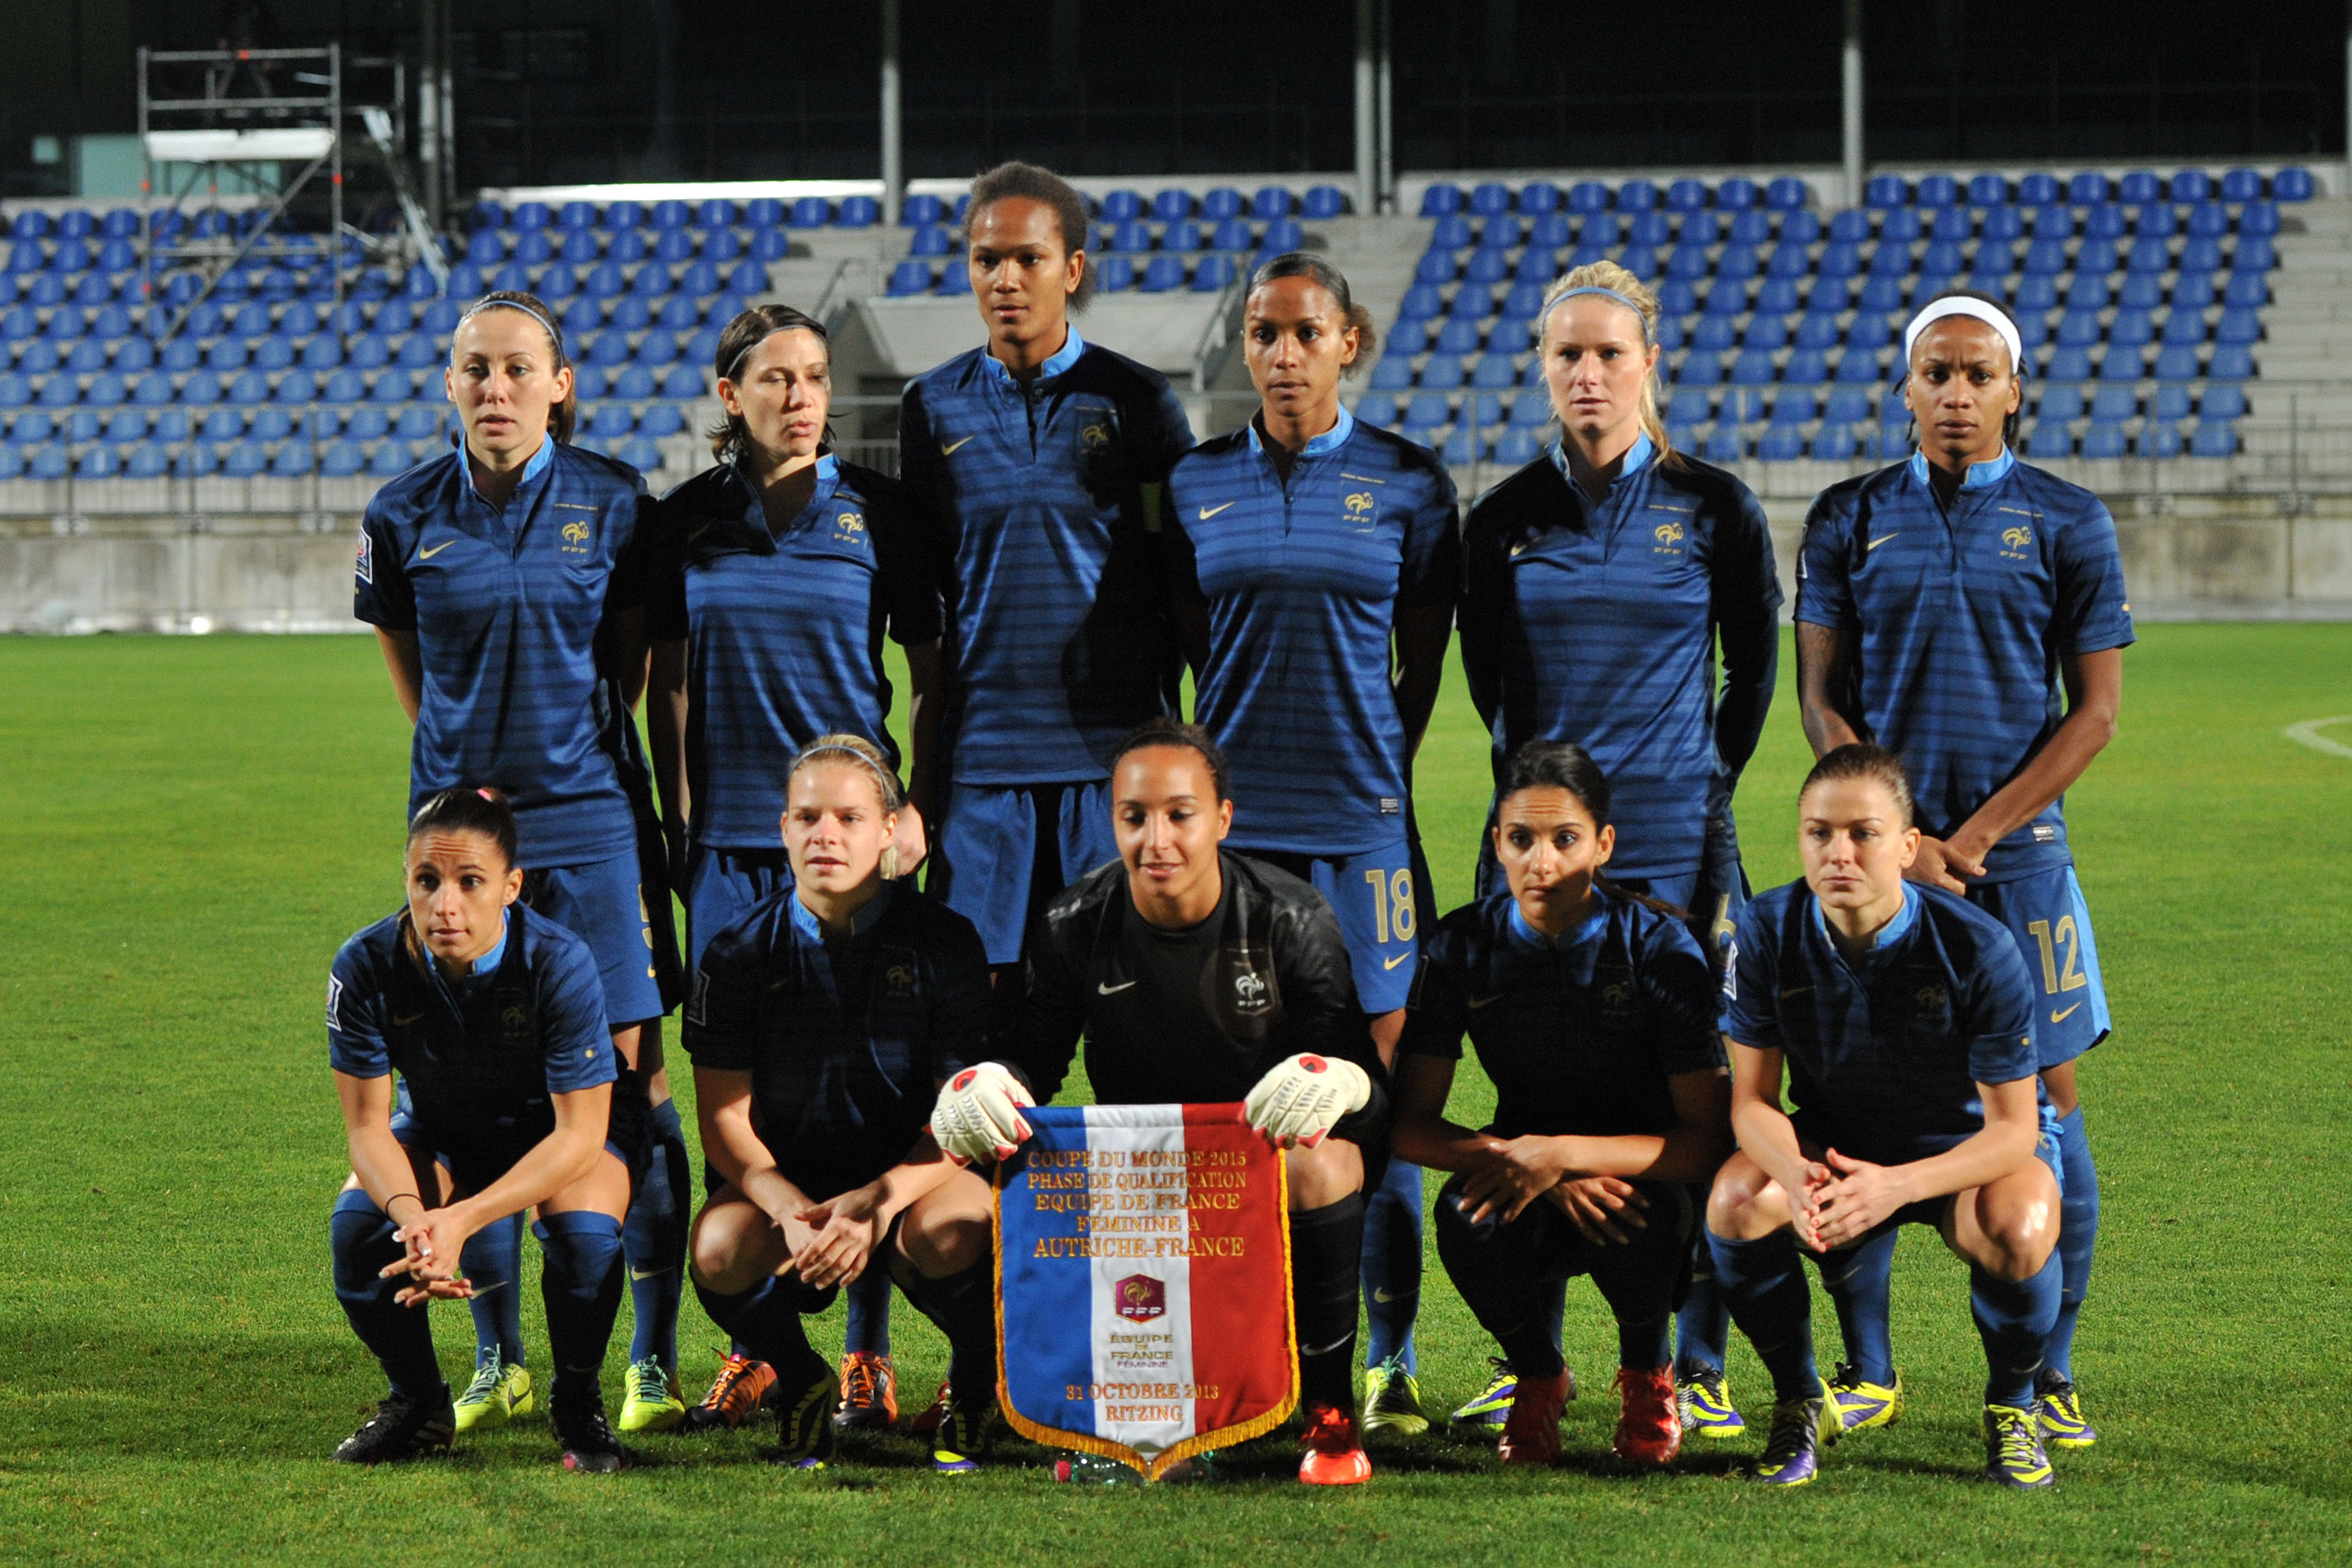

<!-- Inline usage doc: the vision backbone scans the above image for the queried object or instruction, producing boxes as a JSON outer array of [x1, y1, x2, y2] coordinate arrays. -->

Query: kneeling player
[[929, 719, 1390, 1485], [1707, 746, 2062, 1489], [325, 787, 647, 1472], [1395, 742, 1730, 1469], [684, 735, 998, 1471]]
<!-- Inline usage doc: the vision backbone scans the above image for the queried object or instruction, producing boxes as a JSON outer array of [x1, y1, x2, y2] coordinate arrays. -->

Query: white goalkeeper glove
[[1242, 1053, 1372, 1149], [929, 1062, 1035, 1166]]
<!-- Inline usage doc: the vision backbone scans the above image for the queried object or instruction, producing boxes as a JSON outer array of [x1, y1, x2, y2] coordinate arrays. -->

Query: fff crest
[[1081, 423, 1112, 448], [1343, 490, 1375, 517], [1653, 520, 1685, 545], [561, 519, 592, 545], [2001, 525, 2033, 549], [1114, 1273, 1167, 1321]]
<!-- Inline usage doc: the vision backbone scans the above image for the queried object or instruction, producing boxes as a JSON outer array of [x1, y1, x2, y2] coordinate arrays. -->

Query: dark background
[[2, 1, 2343, 195]]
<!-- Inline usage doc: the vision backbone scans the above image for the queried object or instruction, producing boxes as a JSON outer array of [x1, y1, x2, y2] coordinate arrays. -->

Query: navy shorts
[[390, 1078, 646, 1203], [1809, 1109, 2067, 1243], [1967, 866, 2112, 1071], [929, 778, 1118, 966], [1476, 799, 1750, 980], [521, 850, 668, 1028], [1251, 834, 1428, 1014], [684, 842, 794, 975]]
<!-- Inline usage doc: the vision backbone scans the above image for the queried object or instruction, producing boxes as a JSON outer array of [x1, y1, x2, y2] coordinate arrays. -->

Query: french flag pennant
[[994, 1103, 1296, 1479]]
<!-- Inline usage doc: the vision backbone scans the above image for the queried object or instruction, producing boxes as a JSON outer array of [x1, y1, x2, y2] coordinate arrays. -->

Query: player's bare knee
[[1284, 1139, 1364, 1210], [1706, 1155, 1779, 1238], [900, 1209, 985, 1278]]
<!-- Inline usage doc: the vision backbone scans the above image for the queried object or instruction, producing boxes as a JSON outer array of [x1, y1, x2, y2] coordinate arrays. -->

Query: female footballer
[[1795, 290, 2129, 1445], [897, 161, 1195, 981], [1706, 745, 2063, 1489], [683, 735, 997, 1472], [1162, 254, 1457, 1436], [1395, 741, 1731, 1469], [355, 291, 689, 1438], [325, 787, 647, 1472], [1457, 260, 1780, 1439], [929, 720, 1393, 1485], [645, 303, 946, 1435]]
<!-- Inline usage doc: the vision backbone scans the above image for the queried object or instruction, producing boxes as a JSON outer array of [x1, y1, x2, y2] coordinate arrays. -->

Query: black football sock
[[535, 1211, 625, 1411], [1289, 1194, 1366, 1414], [330, 1189, 445, 1405]]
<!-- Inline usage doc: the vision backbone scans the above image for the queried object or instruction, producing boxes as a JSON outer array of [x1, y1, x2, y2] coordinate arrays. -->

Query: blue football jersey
[[898, 329, 1195, 785], [356, 438, 649, 867], [1722, 878, 2041, 1167], [644, 454, 944, 850], [327, 903, 616, 1154], [1165, 409, 1460, 856], [1401, 889, 1724, 1139], [682, 884, 991, 1195], [1795, 451, 2134, 883], [1461, 435, 1781, 878]]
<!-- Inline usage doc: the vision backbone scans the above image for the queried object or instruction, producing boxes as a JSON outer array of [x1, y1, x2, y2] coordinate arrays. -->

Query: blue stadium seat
[[319, 439, 364, 478], [267, 440, 312, 476], [1354, 394, 1399, 429], [1108, 219, 1152, 252], [2134, 420, 2182, 458], [1433, 319, 1480, 356], [1810, 422, 1859, 459], [1916, 173, 1959, 208], [2090, 385, 2137, 423], [787, 197, 830, 230], [1491, 429, 1539, 466], [366, 440, 412, 477], [2110, 309, 2155, 348], [1865, 174, 1908, 208], [1462, 249, 1508, 285], [1418, 353, 1466, 390], [2097, 345, 2144, 380], [1679, 352, 1724, 388], [2189, 421, 2238, 458], [1140, 255, 1185, 293], [2233, 235, 2275, 273], [1093, 255, 1134, 293], [2214, 308, 2260, 345], [1508, 390, 1551, 429], [1396, 285, 1441, 323], [1254, 186, 1297, 220], [907, 223, 954, 257], [2115, 169, 2160, 204], [838, 196, 880, 228], [1192, 254, 1235, 292], [2074, 422, 2126, 459], [660, 366, 703, 399], [2272, 166, 2315, 201], [2135, 202, 2176, 240], [1764, 176, 1807, 211], [1404, 392, 1451, 429], [887, 259, 930, 296], [652, 229, 696, 264], [896, 192, 943, 228], [1617, 179, 1659, 212], [2200, 384, 2247, 420], [1469, 354, 1517, 391]]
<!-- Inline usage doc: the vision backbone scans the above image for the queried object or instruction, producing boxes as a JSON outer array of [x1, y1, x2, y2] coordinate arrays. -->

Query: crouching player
[[1706, 745, 2062, 1489], [683, 735, 999, 1471], [325, 787, 647, 1472], [1395, 743, 1730, 1469], [929, 720, 1391, 1484]]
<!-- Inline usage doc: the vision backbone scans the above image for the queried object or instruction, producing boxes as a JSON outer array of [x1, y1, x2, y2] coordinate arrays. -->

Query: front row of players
[[328, 724, 2069, 1488]]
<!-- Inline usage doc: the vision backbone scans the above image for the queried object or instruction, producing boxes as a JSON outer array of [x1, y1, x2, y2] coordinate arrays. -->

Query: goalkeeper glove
[[929, 1062, 1035, 1166], [1242, 1053, 1371, 1148]]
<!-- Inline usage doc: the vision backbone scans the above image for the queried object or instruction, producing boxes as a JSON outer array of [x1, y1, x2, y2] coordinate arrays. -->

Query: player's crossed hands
[[381, 1204, 479, 1308], [1807, 1148, 1905, 1249]]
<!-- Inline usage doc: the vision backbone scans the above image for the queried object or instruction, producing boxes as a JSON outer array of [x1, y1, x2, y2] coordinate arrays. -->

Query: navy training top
[[1165, 407, 1461, 856], [682, 883, 991, 1195], [897, 328, 1196, 785], [1722, 878, 2042, 1167], [1401, 889, 1724, 1139], [643, 453, 945, 849], [1461, 435, 1781, 878], [1795, 450, 2134, 884], [356, 437, 651, 867], [327, 902, 617, 1155]]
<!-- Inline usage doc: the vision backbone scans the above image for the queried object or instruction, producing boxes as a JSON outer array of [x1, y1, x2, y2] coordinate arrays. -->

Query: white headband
[[1903, 297, 2022, 374]]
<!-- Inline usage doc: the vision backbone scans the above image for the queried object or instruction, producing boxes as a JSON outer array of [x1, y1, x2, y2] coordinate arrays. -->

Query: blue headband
[[1542, 285, 1651, 345]]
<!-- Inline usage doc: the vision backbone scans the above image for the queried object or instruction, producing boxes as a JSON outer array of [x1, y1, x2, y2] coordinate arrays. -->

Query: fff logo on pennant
[[1115, 1274, 1167, 1321]]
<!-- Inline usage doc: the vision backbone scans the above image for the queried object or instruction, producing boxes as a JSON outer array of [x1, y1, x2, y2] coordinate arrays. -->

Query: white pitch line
[[2283, 717, 2352, 761]]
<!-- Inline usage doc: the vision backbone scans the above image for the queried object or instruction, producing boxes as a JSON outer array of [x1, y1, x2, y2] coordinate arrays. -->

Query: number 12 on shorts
[[1364, 868, 1417, 945], [2027, 917, 2089, 995]]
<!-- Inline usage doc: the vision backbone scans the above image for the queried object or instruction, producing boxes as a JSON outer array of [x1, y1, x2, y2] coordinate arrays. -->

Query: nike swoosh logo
[[1196, 501, 1236, 520], [468, 1278, 506, 1297], [686, 523, 716, 542], [1384, 952, 1413, 970], [1097, 980, 1138, 995], [1372, 1288, 1398, 1303], [391, 1012, 425, 1026], [417, 540, 456, 559], [940, 436, 976, 456], [1465, 994, 1505, 1010], [628, 1265, 672, 1282], [1779, 987, 1811, 999], [2050, 1003, 2083, 1023], [1866, 533, 1899, 551]]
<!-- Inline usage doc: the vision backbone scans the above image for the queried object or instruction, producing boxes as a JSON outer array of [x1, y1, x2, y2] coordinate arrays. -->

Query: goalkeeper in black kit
[[929, 719, 1391, 1485]]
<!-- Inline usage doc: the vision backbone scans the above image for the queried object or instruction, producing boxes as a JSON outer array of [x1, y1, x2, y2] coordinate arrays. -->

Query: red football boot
[[1298, 1404, 1373, 1485], [1611, 1365, 1684, 1468]]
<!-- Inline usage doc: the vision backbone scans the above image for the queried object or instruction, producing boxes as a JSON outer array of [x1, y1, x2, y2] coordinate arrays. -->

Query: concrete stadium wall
[[3, 501, 2348, 634]]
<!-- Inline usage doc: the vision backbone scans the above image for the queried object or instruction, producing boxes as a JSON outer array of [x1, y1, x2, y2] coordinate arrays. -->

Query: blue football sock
[[1673, 1226, 1728, 1377], [1972, 1249, 2061, 1409], [1539, 1278, 1568, 1371], [2050, 1105, 2097, 1381], [458, 1212, 527, 1369], [1814, 1224, 1900, 1385], [535, 1211, 625, 1410], [1360, 1159, 1423, 1372], [1707, 1227, 1818, 1404], [896, 1251, 997, 1398], [331, 1189, 444, 1403], [693, 1274, 819, 1377], [623, 1098, 688, 1374], [842, 1254, 894, 1358]]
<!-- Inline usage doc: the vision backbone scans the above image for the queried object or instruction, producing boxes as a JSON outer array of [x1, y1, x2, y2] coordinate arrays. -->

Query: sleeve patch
[[685, 968, 710, 1028], [1721, 941, 1738, 999], [325, 975, 344, 1029], [354, 528, 373, 585]]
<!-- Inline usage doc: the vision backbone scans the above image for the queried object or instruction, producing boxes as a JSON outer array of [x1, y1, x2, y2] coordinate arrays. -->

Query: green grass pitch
[[1, 624, 2347, 1565]]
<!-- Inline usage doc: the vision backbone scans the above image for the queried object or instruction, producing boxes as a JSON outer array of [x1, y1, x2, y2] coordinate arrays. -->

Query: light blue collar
[[1909, 444, 2014, 492], [983, 324, 1085, 384], [1811, 880, 1919, 953], [1506, 898, 1608, 952], [1550, 429, 1653, 501], [1248, 403, 1355, 459], [462, 433, 554, 508], [462, 911, 511, 984], [790, 881, 893, 943]]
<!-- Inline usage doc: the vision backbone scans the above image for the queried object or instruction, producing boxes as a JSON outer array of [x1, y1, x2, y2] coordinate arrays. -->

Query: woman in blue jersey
[[1794, 291, 2129, 1447], [325, 787, 647, 1472], [1456, 260, 1779, 1441], [1706, 745, 2063, 1490], [1162, 252, 1457, 1436], [1396, 742, 1730, 1470], [683, 735, 999, 1474], [646, 303, 945, 1436], [356, 291, 690, 1439], [898, 161, 1195, 983]]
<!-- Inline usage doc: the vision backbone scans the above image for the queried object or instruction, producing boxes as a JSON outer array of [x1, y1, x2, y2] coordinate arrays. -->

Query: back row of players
[[326, 159, 2129, 1487]]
